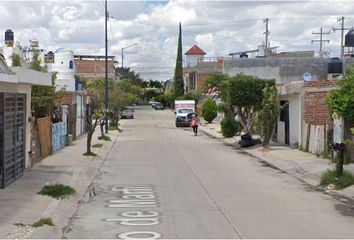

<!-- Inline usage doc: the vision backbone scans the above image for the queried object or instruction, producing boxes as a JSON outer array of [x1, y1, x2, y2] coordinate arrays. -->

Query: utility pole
[[333, 16, 352, 74], [311, 28, 330, 58], [263, 18, 270, 56], [104, 0, 108, 133]]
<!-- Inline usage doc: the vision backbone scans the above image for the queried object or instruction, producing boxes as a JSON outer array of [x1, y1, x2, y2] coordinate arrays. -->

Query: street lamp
[[121, 43, 138, 68]]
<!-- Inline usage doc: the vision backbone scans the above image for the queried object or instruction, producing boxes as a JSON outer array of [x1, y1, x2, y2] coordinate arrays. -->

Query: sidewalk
[[200, 121, 354, 201], [0, 129, 118, 239]]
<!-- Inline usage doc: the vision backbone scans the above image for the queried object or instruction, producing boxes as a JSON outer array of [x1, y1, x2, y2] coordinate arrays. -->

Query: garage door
[[0, 93, 25, 188]]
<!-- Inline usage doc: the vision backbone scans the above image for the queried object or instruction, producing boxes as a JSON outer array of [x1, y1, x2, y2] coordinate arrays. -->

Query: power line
[[311, 27, 330, 58]]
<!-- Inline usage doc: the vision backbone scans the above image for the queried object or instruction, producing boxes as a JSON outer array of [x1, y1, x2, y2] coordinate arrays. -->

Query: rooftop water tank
[[5, 29, 14, 47], [345, 29, 354, 47], [327, 57, 342, 74]]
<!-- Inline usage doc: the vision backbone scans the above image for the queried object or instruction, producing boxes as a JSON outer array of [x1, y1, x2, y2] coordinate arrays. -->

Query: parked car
[[125, 106, 135, 112], [120, 109, 134, 119], [175, 109, 195, 127], [153, 103, 165, 110]]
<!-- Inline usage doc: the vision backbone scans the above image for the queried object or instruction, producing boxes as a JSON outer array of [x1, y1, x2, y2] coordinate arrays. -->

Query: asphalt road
[[64, 106, 354, 239]]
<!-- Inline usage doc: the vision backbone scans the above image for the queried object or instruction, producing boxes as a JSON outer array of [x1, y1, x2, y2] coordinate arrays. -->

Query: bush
[[221, 116, 243, 138], [98, 135, 111, 141], [202, 98, 217, 123], [320, 170, 354, 190], [38, 184, 76, 199], [32, 218, 55, 228]]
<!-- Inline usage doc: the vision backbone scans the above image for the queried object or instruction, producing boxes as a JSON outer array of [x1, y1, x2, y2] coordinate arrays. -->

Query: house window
[[69, 60, 73, 69]]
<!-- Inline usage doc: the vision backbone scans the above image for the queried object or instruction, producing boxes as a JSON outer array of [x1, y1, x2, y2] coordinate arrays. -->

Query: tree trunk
[[332, 143, 345, 176], [87, 130, 93, 154]]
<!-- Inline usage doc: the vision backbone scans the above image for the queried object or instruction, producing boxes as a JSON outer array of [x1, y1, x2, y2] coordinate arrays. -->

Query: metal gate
[[0, 93, 25, 188]]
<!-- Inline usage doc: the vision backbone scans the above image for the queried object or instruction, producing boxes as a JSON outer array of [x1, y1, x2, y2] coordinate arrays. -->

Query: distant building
[[183, 45, 223, 93], [74, 55, 116, 79], [46, 49, 76, 92]]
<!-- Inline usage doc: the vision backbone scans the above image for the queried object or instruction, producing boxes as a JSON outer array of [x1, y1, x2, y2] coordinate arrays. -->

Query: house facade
[[0, 58, 52, 188]]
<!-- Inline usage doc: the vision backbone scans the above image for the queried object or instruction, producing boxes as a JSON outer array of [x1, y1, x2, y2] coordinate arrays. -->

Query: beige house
[[0, 57, 52, 188]]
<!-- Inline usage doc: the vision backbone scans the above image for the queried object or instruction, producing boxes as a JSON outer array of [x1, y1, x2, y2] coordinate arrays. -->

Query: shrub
[[98, 135, 111, 141], [38, 184, 76, 199], [320, 170, 354, 190], [221, 116, 243, 138], [92, 144, 103, 148], [32, 218, 55, 228], [202, 98, 217, 123]]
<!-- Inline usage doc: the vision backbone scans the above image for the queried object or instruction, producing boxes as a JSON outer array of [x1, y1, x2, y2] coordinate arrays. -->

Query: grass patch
[[320, 148, 331, 159], [98, 135, 111, 141], [83, 151, 97, 156], [320, 170, 354, 190], [31, 218, 55, 228], [108, 125, 120, 131], [92, 143, 103, 148], [38, 184, 76, 199]]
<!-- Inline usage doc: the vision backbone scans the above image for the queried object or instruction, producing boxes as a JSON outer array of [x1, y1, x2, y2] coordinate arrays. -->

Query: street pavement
[[60, 106, 354, 239], [200, 120, 354, 199], [0, 106, 354, 239]]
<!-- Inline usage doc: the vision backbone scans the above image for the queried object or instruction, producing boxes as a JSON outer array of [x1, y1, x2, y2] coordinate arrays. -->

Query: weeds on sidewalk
[[83, 151, 97, 156], [92, 143, 103, 148], [31, 218, 55, 228], [38, 184, 76, 199], [320, 170, 354, 190], [14, 218, 55, 228], [98, 135, 111, 141]]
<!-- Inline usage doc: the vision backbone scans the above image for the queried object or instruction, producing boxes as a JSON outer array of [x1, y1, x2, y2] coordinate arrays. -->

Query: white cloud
[[1, 1, 354, 80]]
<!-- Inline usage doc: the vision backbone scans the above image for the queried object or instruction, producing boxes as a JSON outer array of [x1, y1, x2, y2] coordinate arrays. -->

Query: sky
[[1, 0, 354, 81]]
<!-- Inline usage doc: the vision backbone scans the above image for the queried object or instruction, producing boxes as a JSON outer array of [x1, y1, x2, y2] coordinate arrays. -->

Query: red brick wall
[[75, 59, 115, 77], [304, 80, 337, 125]]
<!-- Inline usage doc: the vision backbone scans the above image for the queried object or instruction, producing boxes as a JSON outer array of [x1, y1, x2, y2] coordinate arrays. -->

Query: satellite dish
[[303, 72, 312, 81]]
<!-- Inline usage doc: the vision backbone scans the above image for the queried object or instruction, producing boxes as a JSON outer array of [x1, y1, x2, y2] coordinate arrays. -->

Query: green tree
[[258, 84, 280, 149], [84, 92, 104, 155], [30, 51, 58, 118], [148, 80, 163, 88], [11, 53, 22, 67], [228, 74, 275, 135], [203, 73, 235, 118], [326, 64, 354, 176], [202, 98, 217, 123], [115, 67, 144, 86], [326, 66, 354, 120], [86, 78, 142, 128], [173, 22, 184, 97]]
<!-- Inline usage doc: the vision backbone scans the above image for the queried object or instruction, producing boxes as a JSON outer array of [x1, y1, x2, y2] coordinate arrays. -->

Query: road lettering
[[105, 186, 162, 239]]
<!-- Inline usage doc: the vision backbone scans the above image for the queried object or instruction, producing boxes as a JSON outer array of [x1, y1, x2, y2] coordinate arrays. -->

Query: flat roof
[[74, 55, 115, 60]]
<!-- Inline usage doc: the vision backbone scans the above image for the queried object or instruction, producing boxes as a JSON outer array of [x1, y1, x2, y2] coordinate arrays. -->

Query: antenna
[[311, 27, 330, 58], [263, 18, 270, 56]]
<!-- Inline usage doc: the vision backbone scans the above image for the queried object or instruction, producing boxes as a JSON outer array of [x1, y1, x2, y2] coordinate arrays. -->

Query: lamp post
[[121, 43, 137, 68]]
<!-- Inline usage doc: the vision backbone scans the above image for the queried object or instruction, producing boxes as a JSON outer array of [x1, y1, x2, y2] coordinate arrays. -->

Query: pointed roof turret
[[185, 45, 206, 55]]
